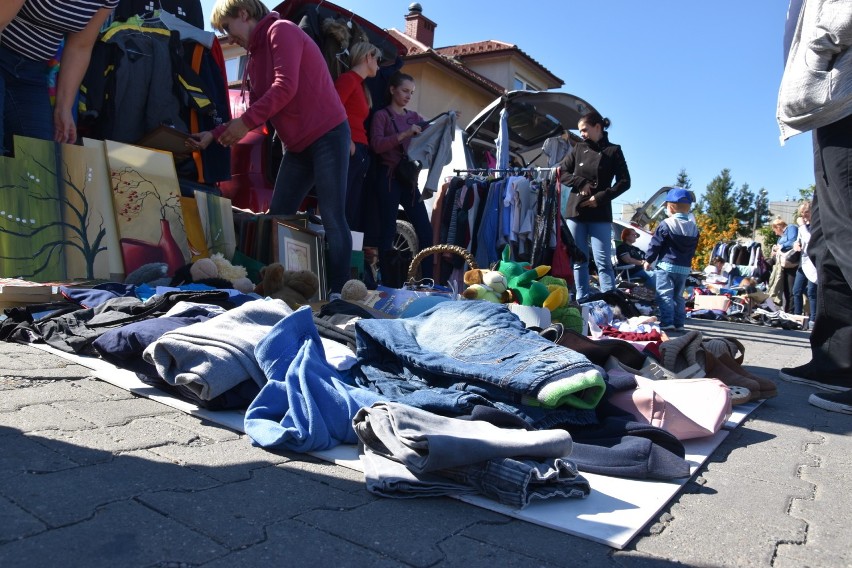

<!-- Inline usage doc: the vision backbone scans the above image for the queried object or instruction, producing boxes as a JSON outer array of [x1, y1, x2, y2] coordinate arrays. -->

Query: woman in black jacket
[[558, 111, 631, 300]]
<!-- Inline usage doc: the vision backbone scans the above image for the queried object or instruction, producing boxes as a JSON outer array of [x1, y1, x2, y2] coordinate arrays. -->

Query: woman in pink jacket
[[191, 0, 351, 294]]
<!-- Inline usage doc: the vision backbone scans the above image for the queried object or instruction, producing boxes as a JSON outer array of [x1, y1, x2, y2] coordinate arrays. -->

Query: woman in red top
[[190, 0, 351, 294], [335, 41, 380, 233]]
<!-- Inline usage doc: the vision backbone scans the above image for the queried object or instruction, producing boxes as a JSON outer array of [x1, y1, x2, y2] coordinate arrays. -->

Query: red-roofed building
[[390, 3, 563, 120]]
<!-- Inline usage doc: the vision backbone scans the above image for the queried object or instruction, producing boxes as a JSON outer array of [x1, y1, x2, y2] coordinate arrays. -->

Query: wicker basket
[[407, 244, 478, 282]]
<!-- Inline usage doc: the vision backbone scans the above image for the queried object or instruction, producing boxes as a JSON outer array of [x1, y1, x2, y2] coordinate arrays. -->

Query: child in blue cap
[[643, 188, 700, 330]]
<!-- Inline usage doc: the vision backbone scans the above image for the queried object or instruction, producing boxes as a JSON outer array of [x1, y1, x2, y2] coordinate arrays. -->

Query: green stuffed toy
[[494, 246, 555, 308], [538, 274, 583, 333]]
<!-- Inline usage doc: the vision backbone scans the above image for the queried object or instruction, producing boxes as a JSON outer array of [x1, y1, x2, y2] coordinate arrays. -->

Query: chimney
[[404, 3, 437, 48]]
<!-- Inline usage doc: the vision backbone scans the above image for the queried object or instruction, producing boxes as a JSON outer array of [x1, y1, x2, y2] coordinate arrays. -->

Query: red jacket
[[216, 12, 346, 153]]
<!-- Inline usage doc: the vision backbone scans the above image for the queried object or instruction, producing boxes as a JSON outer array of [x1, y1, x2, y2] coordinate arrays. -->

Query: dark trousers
[[375, 163, 433, 279], [345, 142, 370, 233], [807, 113, 852, 375], [0, 44, 53, 156], [269, 121, 352, 294]]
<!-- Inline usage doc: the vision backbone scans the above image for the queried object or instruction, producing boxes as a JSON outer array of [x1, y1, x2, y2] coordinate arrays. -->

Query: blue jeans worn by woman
[[0, 45, 54, 156], [376, 163, 433, 278], [792, 267, 817, 321], [566, 219, 615, 300], [344, 141, 370, 233], [269, 120, 352, 294], [655, 269, 688, 328]]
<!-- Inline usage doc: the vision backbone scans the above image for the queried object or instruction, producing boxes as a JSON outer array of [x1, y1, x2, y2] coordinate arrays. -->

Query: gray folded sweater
[[143, 299, 292, 400]]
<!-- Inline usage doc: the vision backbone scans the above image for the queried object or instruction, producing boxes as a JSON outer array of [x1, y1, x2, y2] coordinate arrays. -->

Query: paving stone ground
[[1, 319, 850, 567]]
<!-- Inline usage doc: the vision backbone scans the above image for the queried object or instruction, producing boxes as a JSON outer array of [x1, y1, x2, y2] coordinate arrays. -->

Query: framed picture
[[273, 221, 327, 301]]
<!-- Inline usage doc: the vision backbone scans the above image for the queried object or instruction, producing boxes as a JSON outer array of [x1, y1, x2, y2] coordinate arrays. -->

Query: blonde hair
[[210, 0, 269, 33], [348, 42, 381, 107], [771, 217, 787, 229], [798, 200, 811, 216]]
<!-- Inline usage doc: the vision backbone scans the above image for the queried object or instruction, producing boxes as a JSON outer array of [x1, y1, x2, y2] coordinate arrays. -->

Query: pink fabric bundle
[[608, 376, 732, 440]]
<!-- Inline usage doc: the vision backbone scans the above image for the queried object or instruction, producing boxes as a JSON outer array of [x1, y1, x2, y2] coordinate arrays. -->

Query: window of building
[[513, 75, 538, 91]]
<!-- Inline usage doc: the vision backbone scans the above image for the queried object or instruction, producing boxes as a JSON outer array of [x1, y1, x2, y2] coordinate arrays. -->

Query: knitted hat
[[659, 330, 704, 374]]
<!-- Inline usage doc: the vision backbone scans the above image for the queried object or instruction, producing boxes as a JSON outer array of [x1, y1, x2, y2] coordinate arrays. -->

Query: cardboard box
[[694, 295, 731, 311]]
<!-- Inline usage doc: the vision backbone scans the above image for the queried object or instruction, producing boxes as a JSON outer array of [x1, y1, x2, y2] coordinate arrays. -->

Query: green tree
[[731, 183, 770, 237], [674, 168, 692, 190], [696, 169, 737, 231], [798, 183, 815, 202]]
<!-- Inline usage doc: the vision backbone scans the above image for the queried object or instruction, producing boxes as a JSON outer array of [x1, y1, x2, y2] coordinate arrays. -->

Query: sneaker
[[808, 390, 852, 414], [778, 363, 852, 392], [661, 325, 676, 331], [674, 326, 686, 331]]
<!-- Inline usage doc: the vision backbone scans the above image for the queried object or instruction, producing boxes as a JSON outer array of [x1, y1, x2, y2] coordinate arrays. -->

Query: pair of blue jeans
[[654, 270, 688, 327], [791, 267, 817, 321], [353, 300, 602, 428], [375, 163, 433, 278], [565, 219, 615, 300], [0, 45, 53, 156], [269, 120, 352, 294]]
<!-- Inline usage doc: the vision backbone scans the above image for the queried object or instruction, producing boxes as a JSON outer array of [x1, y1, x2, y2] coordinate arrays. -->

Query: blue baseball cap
[[665, 188, 693, 203]]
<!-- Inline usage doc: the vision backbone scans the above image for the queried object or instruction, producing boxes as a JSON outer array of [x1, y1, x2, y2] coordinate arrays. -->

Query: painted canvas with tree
[[0, 136, 121, 282]]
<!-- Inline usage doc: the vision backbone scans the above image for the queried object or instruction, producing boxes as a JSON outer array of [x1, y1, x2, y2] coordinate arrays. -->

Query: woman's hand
[[406, 124, 422, 138], [579, 195, 598, 208], [350, 140, 356, 156], [187, 131, 214, 150], [53, 107, 77, 144], [217, 118, 249, 147], [643, 261, 652, 271]]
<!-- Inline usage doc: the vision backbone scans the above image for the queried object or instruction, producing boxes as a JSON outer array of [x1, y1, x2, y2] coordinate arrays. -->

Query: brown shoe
[[703, 351, 762, 401], [715, 352, 778, 399]]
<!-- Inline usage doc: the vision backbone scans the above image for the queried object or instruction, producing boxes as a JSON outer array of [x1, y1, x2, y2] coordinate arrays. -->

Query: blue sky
[[199, 0, 812, 209]]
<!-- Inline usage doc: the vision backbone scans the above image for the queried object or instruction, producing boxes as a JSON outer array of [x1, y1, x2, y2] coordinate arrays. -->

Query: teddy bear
[[461, 268, 511, 303], [255, 263, 320, 309], [185, 253, 255, 294]]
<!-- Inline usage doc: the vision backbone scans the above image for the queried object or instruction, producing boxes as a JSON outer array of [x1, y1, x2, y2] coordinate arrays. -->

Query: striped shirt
[[1, 0, 119, 62]]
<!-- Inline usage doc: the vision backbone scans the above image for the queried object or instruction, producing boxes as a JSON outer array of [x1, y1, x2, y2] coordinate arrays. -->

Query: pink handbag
[[608, 376, 732, 440]]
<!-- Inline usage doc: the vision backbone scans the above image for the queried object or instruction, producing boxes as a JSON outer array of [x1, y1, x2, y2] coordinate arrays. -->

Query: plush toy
[[255, 263, 320, 309], [188, 254, 255, 294], [494, 246, 555, 308], [461, 268, 510, 303], [538, 274, 583, 333], [341, 279, 369, 303]]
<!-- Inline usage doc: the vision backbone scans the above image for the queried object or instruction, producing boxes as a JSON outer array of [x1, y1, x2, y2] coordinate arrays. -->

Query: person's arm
[[808, 0, 852, 72], [0, 0, 25, 32], [370, 109, 418, 155], [53, 6, 114, 144], [644, 225, 667, 267], [778, 225, 799, 251], [592, 145, 631, 203], [618, 246, 643, 267]]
